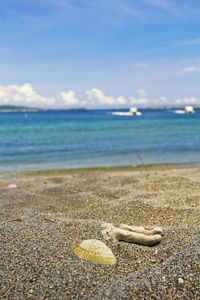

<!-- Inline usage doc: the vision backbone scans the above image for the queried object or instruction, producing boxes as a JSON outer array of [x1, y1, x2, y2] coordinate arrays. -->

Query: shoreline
[[2, 162, 200, 178]]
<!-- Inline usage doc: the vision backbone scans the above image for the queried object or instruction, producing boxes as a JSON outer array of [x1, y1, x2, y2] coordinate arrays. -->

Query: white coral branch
[[101, 223, 163, 246]]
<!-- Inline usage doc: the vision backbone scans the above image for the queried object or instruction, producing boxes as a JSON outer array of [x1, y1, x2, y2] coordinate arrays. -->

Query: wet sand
[[0, 165, 200, 299]]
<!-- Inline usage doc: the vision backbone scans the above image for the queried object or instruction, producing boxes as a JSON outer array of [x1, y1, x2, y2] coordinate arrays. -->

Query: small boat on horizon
[[112, 107, 142, 117], [184, 106, 194, 113], [174, 106, 194, 115]]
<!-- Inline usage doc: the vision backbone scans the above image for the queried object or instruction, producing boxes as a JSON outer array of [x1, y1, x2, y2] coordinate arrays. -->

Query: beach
[[0, 165, 199, 299], [2, 1, 200, 299]]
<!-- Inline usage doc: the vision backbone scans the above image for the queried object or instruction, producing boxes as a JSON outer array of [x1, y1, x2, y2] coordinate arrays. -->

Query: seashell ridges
[[73, 239, 117, 265]]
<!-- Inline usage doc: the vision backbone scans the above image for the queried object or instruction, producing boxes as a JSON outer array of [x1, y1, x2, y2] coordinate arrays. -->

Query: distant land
[[0, 105, 199, 112], [0, 105, 39, 112]]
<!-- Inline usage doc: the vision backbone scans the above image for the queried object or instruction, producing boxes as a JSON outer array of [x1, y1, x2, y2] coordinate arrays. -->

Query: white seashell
[[73, 239, 117, 265]]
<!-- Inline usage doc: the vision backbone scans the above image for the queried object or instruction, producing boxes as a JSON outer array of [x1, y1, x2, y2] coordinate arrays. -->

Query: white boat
[[174, 106, 194, 114], [184, 106, 194, 113], [112, 107, 142, 117]]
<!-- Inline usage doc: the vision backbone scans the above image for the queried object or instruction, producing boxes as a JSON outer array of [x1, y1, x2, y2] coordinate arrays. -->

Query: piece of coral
[[119, 224, 164, 236], [101, 223, 163, 246]]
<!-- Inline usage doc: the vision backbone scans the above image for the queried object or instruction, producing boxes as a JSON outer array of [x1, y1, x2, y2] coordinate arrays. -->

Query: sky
[[0, 0, 200, 108]]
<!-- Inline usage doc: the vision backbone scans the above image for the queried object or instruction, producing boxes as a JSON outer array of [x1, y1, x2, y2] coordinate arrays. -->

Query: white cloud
[[0, 83, 199, 108], [130, 97, 149, 105], [143, 0, 186, 16], [183, 66, 200, 73], [133, 62, 147, 69], [101, 0, 141, 17], [136, 89, 147, 97], [86, 88, 127, 106], [86, 88, 164, 107], [0, 83, 55, 107], [160, 96, 168, 102], [174, 38, 200, 47], [60, 90, 81, 106], [175, 97, 199, 105], [129, 95, 168, 106]]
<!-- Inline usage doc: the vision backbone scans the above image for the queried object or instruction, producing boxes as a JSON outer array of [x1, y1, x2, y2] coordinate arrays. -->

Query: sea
[[0, 108, 200, 174]]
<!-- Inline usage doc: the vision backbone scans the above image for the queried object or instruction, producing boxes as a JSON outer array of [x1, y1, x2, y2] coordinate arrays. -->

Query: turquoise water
[[0, 109, 200, 173]]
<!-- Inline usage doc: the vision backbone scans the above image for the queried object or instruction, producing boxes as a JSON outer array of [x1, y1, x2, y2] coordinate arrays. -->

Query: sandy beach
[[0, 165, 200, 299]]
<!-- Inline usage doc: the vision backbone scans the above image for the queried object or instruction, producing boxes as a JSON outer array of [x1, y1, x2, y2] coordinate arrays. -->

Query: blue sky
[[0, 0, 200, 108]]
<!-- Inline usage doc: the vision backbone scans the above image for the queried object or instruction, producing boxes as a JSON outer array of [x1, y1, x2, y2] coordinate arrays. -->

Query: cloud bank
[[86, 88, 127, 106], [0, 83, 55, 107], [60, 90, 84, 106], [0, 83, 199, 108]]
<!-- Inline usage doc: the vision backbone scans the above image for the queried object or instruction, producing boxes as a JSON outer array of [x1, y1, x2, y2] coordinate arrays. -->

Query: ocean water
[[0, 109, 200, 173]]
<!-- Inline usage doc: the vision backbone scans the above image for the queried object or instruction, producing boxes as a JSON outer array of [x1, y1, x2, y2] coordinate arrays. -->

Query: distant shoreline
[[0, 106, 200, 112], [3, 162, 199, 178], [0, 109, 39, 112], [0, 105, 39, 112]]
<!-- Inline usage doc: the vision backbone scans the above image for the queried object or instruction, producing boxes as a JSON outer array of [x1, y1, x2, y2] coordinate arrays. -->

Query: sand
[[0, 165, 199, 299]]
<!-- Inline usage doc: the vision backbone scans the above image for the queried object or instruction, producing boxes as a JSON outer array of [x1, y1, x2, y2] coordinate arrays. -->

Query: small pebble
[[7, 184, 17, 189], [178, 278, 184, 284]]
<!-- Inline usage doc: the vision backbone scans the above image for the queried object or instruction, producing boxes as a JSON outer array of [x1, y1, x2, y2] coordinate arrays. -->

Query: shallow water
[[0, 109, 200, 173]]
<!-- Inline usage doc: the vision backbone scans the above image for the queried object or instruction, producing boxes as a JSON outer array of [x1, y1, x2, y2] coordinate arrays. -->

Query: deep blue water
[[0, 109, 200, 173]]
